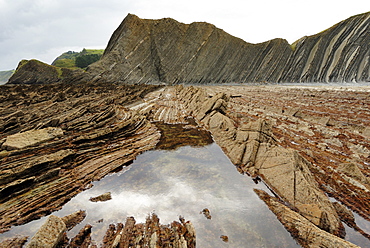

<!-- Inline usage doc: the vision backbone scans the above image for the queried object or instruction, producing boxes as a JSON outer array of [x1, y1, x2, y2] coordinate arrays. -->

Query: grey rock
[[88, 12, 369, 84]]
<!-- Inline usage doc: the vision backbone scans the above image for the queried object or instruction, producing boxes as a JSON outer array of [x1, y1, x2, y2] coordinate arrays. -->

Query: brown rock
[[254, 189, 360, 248], [200, 208, 212, 219], [68, 224, 92, 248], [61, 210, 87, 231], [333, 202, 356, 228], [220, 235, 229, 242], [0, 236, 28, 248], [89, 192, 112, 202], [337, 162, 370, 185], [2, 127, 63, 150], [26, 215, 66, 248]]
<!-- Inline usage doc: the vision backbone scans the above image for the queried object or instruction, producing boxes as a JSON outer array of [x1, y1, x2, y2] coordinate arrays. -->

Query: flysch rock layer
[[206, 85, 370, 225], [2, 127, 64, 150], [131, 85, 370, 247], [0, 82, 162, 233], [87, 12, 369, 84], [12, 212, 194, 248], [101, 214, 195, 248], [254, 189, 360, 248]]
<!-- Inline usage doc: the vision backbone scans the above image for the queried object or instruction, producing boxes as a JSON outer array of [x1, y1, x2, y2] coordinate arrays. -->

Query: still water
[[0, 124, 299, 247]]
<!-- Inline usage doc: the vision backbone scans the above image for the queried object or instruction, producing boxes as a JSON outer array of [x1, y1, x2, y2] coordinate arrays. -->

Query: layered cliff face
[[281, 12, 370, 83], [88, 14, 293, 84], [89, 12, 369, 84]]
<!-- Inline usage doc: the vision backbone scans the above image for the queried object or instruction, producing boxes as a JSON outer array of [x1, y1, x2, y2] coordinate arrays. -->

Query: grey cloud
[[0, 0, 135, 70]]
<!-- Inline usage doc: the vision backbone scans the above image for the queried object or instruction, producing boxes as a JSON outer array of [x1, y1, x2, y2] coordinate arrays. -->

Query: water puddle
[[328, 196, 370, 247], [1, 122, 301, 247]]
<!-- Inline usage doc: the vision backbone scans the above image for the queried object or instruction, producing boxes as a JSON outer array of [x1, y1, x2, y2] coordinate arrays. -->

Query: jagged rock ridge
[[88, 12, 369, 84]]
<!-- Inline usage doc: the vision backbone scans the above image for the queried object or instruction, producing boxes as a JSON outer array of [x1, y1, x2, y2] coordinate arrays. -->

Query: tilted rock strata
[[132, 85, 370, 246], [0, 82, 162, 233], [102, 214, 195, 248], [173, 85, 343, 236], [88, 12, 369, 84], [207, 85, 370, 225], [88, 14, 292, 84], [7, 59, 89, 85], [284, 12, 370, 83], [254, 189, 360, 248]]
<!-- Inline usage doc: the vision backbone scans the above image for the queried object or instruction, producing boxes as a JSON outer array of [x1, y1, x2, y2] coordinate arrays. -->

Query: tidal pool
[[0, 123, 300, 247]]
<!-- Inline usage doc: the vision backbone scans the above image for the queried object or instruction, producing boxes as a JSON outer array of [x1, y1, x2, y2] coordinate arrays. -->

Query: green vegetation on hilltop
[[0, 70, 15, 83], [52, 48, 104, 69]]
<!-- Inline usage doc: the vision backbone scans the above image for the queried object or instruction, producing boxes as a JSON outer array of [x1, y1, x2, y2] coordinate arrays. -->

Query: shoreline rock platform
[[1, 83, 370, 247]]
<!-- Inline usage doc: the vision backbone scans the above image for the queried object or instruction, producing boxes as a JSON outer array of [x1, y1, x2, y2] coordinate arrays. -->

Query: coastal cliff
[[88, 12, 369, 84], [281, 12, 370, 83]]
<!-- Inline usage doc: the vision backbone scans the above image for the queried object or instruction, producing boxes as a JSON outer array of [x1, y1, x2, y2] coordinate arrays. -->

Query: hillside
[[52, 48, 104, 69]]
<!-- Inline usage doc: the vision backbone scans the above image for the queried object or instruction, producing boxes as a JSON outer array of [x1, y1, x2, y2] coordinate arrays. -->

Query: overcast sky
[[0, 0, 368, 70]]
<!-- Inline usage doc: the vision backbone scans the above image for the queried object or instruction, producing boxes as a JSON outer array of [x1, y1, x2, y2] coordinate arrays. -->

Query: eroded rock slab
[[26, 215, 66, 248], [2, 127, 63, 150], [254, 189, 360, 248], [89, 192, 112, 202], [132, 85, 370, 247]]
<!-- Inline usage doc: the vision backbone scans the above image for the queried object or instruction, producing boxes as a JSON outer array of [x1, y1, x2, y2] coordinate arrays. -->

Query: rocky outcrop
[[172, 85, 343, 236], [88, 12, 369, 84], [254, 189, 360, 248], [102, 214, 195, 248], [7, 59, 89, 85], [131, 84, 370, 247], [26, 215, 66, 248], [8, 12, 368, 85], [0, 82, 162, 233], [282, 12, 370, 83], [88, 14, 292, 84], [89, 192, 112, 202]]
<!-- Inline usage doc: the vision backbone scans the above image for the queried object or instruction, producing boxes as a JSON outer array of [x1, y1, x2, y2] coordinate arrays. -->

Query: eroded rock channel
[[1, 83, 370, 247]]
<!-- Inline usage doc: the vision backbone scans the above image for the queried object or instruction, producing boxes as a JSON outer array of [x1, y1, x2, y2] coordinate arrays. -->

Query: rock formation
[[101, 214, 195, 248], [7, 59, 89, 85], [6, 12, 369, 85], [131, 84, 370, 247], [26, 215, 67, 248], [87, 12, 369, 84], [254, 189, 360, 248], [0, 82, 162, 233]]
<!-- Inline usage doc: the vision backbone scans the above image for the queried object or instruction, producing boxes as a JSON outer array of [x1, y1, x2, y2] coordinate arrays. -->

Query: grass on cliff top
[[52, 48, 104, 69]]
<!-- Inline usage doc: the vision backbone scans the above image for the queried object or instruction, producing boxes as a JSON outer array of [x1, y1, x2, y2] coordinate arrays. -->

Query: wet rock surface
[[254, 189, 360, 248], [0, 82, 162, 233], [101, 214, 195, 248], [1, 83, 370, 247], [132, 84, 370, 247], [89, 192, 112, 202]]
